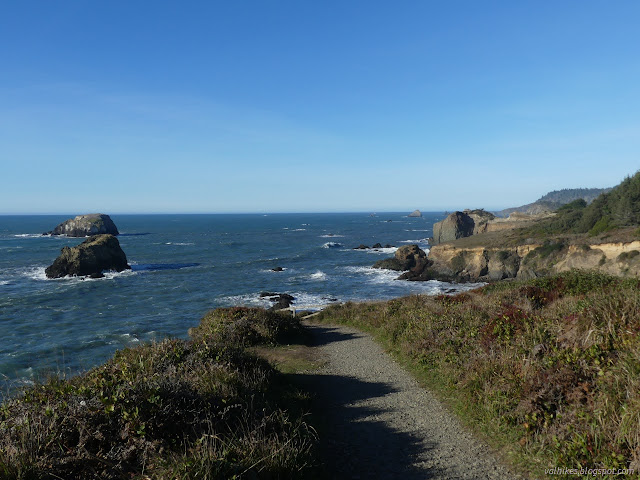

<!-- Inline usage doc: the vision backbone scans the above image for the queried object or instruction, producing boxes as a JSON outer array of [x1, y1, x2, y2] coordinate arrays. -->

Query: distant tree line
[[529, 172, 640, 236]]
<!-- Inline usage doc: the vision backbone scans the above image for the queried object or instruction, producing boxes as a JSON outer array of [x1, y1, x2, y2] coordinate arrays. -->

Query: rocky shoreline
[[372, 209, 640, 283]]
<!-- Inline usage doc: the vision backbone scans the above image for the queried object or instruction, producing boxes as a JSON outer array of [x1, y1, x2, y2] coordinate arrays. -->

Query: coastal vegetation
[[316, 270, 640, 478], [0, 308, 318, 479]]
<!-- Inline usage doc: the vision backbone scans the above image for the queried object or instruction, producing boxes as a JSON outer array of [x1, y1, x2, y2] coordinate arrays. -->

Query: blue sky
[[1, 1, 639, 214]]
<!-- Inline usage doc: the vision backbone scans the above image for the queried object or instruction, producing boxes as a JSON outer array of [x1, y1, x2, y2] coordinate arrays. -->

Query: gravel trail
[[299, 321, 520, 479]]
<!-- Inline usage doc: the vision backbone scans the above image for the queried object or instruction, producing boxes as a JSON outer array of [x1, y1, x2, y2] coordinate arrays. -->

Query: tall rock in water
[[408, 209, 422, 217], [45, 214, 119, 237], [45, 234, 131, 279], [431, 209, 496, 244]]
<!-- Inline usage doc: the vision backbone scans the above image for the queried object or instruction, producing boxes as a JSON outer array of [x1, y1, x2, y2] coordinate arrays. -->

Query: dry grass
[[0, 308, 318, 479], [316, 270, 640, 479]]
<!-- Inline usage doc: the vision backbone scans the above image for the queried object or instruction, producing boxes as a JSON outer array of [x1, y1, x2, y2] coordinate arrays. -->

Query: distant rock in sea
[[44, 214, 119, 237], [45, 234, 131, 279], [408, 209, 422, 217]]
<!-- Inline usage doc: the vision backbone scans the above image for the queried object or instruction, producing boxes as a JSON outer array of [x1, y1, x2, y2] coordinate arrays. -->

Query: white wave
[[218, 293, 273, 308], [0, 280, 9, 285], [219, 291, 338, 310], [289, 292, 340, 309], [102, 269, 137, 280], [344, 266, 484, 294], [319, 234, 344, 238], [14, 233, 48, 238], [165, 242, 195, 246], [364, 247, 398, 255], [322, 242, 343, 249], [399, 239, 429, 244], [343, 265, 402, 284], [309, 270, 327, 281], [21, 266, 48, 281]]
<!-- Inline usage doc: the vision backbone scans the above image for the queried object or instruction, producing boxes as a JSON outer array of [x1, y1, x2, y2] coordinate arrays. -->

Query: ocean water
[[0, 213, 481, 395]]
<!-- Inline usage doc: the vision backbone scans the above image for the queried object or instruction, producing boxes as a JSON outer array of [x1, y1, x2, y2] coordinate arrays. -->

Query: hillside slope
[[500, 187, 611, 217]]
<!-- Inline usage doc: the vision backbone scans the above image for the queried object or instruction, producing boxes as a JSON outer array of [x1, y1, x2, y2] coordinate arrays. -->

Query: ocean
[[0, 213, 481, 396]]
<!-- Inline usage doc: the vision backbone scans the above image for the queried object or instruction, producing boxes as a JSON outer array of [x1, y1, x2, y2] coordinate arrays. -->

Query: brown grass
[[316, 271, 640, 479]]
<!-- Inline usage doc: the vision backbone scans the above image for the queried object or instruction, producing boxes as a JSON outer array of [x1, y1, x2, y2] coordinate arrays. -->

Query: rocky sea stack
[[408, 209, 422, 217], [45, 234, 131, 279], [45, 214, 119, 237]]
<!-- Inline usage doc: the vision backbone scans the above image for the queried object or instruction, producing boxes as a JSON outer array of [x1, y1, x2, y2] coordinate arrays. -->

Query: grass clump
[[0, 308, 317, 479], [316, 270, 640, 478]]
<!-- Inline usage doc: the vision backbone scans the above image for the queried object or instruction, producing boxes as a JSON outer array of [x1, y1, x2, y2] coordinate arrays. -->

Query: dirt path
[[297, 321, 519, 479]]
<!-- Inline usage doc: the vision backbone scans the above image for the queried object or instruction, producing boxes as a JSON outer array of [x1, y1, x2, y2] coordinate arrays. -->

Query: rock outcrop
[[45, 214, 119, 237], [408, 209, 422, 217], [373, 244, 427, 270], [45, 234, 131, 279], [427, 240, 640, 282], [431, 209, 548, 245], [260, 292, 295, 310]]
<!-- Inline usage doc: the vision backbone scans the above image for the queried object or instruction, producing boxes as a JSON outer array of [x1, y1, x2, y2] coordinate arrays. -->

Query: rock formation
[[427, 240, 640, 282], [431, 209, 546, 245], [408, 209, 422, 217], [373, 244, 427, 271], [45, 234, 131, 279], [45, 214, 119, 237], [260, 292, 295, 310]]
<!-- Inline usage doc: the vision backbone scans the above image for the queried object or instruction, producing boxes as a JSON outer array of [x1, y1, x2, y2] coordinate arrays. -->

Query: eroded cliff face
[[428, 241, 640, 282]]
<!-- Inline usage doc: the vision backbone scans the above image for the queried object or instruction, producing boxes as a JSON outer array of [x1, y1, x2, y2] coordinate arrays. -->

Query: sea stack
[[44, 214, 119, 237], [408, 209, 422, 217], [45, 234, 131, 279]]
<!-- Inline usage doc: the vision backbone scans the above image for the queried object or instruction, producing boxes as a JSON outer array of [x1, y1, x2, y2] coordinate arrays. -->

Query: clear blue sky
[[1, 1, 639, 214]]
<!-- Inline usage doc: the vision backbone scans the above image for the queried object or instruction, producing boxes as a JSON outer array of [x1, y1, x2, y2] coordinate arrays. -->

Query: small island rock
[[45, 234, 131, 279], [45, 214, 119, 237], [408, 209, 422, 217]]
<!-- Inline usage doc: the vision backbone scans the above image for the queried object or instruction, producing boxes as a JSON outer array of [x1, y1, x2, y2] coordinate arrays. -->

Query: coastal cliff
[[428, 239, 640, 282]]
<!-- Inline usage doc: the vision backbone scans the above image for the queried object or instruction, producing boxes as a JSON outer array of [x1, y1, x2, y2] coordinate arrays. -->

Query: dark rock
[[373, 244, 427, 271], [385, 244, 394, 248], [45, 234, 131, 279], [45, 214, 119, 237], [372, 243, 383, 249], [271, 267, 284, 272], [260, 292, 295, 310], [354, 244, 370, 250]]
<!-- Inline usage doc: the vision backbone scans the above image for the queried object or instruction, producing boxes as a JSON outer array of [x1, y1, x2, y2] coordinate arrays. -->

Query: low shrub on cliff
[[0, 308, 317, 479], [316, 271, 640, 478]]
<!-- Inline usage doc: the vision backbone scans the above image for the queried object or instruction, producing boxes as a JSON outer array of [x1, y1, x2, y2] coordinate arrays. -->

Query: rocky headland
[[431, 209, 547, 245], [44, 213, 119, 237], [374, 171, 640, 283], [45, 234, 131, 279]]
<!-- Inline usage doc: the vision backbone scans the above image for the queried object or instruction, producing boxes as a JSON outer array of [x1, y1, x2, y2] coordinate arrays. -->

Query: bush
[[0, 309, 317, 479]]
